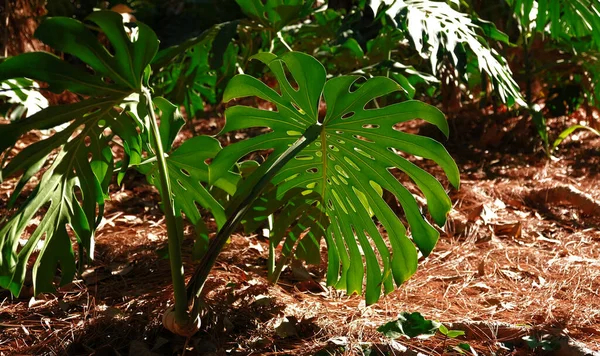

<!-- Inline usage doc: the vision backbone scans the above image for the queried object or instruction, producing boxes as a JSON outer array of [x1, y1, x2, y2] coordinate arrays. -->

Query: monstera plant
[[185, 51, 460, 307], [0, 11, 458, 336], [0, 11, 227, 333]]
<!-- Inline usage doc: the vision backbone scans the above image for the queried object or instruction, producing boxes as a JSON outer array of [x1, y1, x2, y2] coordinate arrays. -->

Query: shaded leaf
[[0, 11, 157, 296], [236, 0, 315, 32], [138, 135, 238, 259]]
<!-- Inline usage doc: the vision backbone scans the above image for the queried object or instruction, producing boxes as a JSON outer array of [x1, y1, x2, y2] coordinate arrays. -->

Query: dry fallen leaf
[[466, 204, 484, 222], [493, 222, 522, 238]]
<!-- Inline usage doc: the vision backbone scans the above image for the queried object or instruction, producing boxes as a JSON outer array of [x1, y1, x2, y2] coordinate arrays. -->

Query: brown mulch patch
[[1, 108, 600, 355]]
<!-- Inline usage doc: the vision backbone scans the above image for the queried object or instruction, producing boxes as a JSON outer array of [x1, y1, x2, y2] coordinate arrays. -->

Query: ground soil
[[1, 107, 599, 356]]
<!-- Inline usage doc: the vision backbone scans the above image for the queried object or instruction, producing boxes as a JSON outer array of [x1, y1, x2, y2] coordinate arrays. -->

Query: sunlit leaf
[[210, 52, 458, 304], [373, 0, 525, 106], [0, 78, 49, 121]]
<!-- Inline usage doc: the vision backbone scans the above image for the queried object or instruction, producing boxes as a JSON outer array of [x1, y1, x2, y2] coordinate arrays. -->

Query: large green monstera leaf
[[0, 11, 158, 296], [210, 52, 459, 304]]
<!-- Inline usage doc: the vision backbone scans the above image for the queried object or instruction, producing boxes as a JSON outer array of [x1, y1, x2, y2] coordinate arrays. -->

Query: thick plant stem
[[186, 123, 323, 300], [143, 88, 189, 324]]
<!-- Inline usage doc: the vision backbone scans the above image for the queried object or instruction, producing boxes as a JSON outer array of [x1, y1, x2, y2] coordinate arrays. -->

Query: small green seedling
[[378, 312, 474, 354]]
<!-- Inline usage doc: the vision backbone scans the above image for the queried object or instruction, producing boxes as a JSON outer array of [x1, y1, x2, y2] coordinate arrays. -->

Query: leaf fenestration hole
[[331, 189, 348, 214], [306, 168, 318, 174], [88, 107, 101, 115], [349, 77, 367, 93], [363, 229, 387, 273], [341, 112, 355, 120], [282, 62, 299, 91], [387, 147, 409, 158], [73, 186, 83, 203], [291, 101, 305, 115], [344, 156, 360, 171], [365, 92, 404, 110], [327, 199, 334, 210], [263, 73, 282, 96], [177, 179, 187, 190], [334, 165, 349, 179], [362, 124, 380, 129], [346, 197, 357, 213], [181, 168, 191, 177], [352, 134, 374, 143], [284, 173, 300, 182], [354, 147, 376, 160]]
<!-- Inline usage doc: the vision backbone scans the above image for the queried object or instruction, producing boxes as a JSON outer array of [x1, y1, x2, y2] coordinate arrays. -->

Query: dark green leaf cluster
[[378, 311, 466, 343], [0, 12, 225, 296], [377, 312, 442, 339], [151, 22, 240, 118], [151, 0, 526, 117]]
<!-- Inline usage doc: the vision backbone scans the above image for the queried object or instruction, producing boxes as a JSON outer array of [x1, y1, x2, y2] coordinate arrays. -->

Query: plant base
[[162, 306, 201, 337]]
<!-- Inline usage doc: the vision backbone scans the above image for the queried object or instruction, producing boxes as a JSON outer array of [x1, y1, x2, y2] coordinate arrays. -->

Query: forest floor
[[1, 107, 600, 355]]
